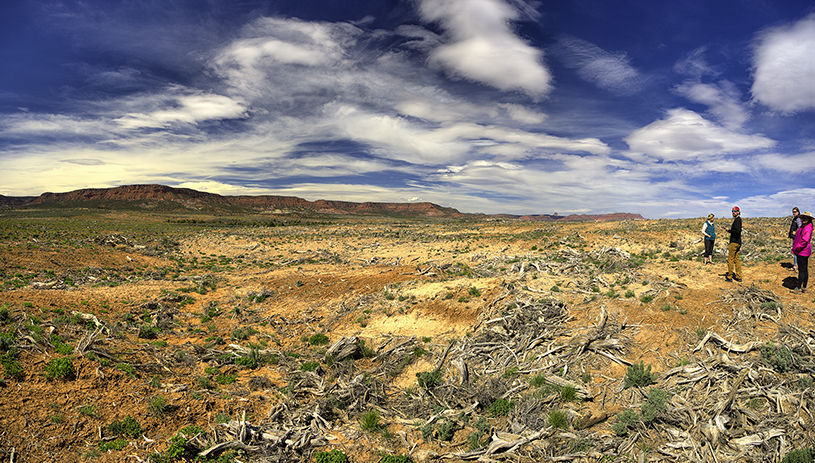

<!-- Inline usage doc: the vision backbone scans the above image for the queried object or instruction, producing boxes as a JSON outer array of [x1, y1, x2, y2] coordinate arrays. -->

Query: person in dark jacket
[[725, 206, 742, 282], [789, 207, 802, 272], [701, 214, 715, 264]]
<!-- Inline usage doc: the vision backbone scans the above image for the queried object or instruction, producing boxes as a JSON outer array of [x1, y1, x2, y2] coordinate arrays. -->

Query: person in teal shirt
[[701, 214, 715, 264]]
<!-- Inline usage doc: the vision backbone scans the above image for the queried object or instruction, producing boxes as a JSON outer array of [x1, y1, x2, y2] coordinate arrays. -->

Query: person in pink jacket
[[792, 211, 814, 293]]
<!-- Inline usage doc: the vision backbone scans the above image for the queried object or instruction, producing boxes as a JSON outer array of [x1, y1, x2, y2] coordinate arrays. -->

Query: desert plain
[[0, 210, 813, 463]]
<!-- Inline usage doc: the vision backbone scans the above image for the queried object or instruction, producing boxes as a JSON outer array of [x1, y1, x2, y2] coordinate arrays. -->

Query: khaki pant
[[727, 242, 742, 279]]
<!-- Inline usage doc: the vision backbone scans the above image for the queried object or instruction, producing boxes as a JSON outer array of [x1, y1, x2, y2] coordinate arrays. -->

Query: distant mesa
[[0, 184, 644, 221]]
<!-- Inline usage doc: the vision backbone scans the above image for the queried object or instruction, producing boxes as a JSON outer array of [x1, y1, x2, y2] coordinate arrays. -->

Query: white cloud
[[415, 0, 552, 98], [0, 114, 114, 138], [394, 98, 498, 123], [624, 108, 775, 161], [674, 46, 718, 78], [432, 122, 611, 156], [729, 188, 815, 217], [554, 37, 644, 95], [753, 152, 815, 173], [211, 17, 361, 100], [674, 80, 749, 129], [499, 103, 546, 124], [751, 13, 815, 112], [113, 92, 248, 129]]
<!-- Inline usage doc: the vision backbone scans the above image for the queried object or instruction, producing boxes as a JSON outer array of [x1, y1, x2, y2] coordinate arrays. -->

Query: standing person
[[701, 214, 715, 264], [791, 211, 813, 293], [724, 206, 742, 282], [789, 207, 802, 272]]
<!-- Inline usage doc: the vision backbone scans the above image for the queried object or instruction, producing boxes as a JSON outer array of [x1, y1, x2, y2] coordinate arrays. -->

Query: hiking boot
[[725, 278, 733, 282], [734, 278, 742, 282]]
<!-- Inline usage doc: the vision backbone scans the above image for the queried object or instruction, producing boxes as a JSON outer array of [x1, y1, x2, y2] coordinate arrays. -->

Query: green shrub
[[761, 342, 796, 373], [53, 341, 73, 355], [314, 449, 349, 463], [98, 438, 128, 452], [624, 361, 655, 388], [308, 333, 330, 346], [216, 373, 237, 385], [148, 394, 168, 417], [1, 351, 24, 381], [179, 424, 204, 436], [435, 419, 457, 441], [548, 409, 568, 429], [138, 325, 160, 339], [529, 374, 547, 387], [0, 332, 15, 351], [782, 447, 815, 463], [115, 362, 136, 377], [561, 386, 579, 402], [613, 409, 639, 436], [78, 403, 97, 417], [381, 455, 413, 463], [106, 416, 142, 438], [502, 366, 519, 378], [416, 369, 442, 389], [641, 388, 669, 423], [359, 409, 383, 433], [300, 361, 320, 372], [489, 398, 514, 417], [639, 294, 655, 304], [44, 357, 75, 381], [197, 376, 213, 389], [235, 349, 261, 369]]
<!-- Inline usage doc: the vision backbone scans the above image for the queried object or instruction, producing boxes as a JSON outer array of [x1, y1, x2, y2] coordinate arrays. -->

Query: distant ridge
[[0, 184, 644, 221]]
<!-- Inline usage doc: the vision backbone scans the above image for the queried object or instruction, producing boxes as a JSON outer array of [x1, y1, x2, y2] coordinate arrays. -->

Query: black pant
[[799, 255, 809, 289], [704, 239, 714, 257]]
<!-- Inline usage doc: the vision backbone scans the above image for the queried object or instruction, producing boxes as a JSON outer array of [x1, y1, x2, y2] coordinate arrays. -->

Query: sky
[[2, 1, 815, 218]]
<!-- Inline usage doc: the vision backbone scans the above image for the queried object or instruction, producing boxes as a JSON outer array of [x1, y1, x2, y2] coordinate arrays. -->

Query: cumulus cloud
[[625, 108, 775, 161], [415, 0, 552, 98], [674, 80, 749, 128], [751, 13, 815, 112], [553, 37, 644, 95]]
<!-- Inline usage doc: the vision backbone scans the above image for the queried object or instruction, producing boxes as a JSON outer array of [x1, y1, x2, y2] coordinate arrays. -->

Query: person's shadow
[[782, 276, 799, 289], [781, 262, 794, 270]]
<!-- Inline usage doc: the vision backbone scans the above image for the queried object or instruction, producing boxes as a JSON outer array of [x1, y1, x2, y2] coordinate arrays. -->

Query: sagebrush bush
[[314, 449, 348, 463], [489, 398, 514, 417], [44, 357, 75, 381], [416, 369, 442, 389], [106, 416, 142, 438], [624, 361, 655, 388]]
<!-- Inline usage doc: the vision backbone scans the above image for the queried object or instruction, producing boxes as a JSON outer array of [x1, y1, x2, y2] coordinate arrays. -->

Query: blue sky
[[2, 0, 815, 218]]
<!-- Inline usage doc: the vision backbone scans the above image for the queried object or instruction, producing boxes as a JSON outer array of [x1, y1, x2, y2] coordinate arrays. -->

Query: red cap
[[732, 206, 739, 212]]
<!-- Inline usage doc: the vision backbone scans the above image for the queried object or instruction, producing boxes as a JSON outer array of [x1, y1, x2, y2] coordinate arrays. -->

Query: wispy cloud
[[674, 80, 749, 129], [415, 0, 552, 98], [674, 46, 719, 78], [553, 37, 645, 96], [751, 13, 815, 112]]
